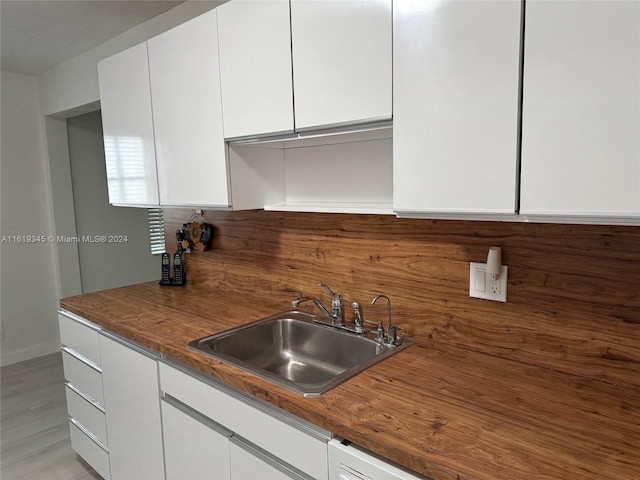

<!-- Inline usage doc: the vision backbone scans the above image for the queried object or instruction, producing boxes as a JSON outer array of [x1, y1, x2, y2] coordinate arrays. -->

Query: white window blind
[[148, 208, 166, 255]]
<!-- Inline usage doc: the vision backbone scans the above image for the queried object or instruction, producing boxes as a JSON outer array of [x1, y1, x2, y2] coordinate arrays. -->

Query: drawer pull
[[65, 382, 105, 413], [58, 310, 101, 332], [61, 346, 102, 373], [69, 417, 109, 453]]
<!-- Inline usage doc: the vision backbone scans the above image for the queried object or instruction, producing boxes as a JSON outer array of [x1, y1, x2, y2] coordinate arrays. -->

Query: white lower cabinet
[[159, 360, 330, 480], [65, 385, 108, 445], [161, 395, 231, 480], [161, 391, 312, 480], [60, 311, 428, 480], [61, 349, 104, 406], [69, 419, 111, 479], [329, 439, 428, 480], [99, 332, 164, 480], [58, 311, 111, 479]]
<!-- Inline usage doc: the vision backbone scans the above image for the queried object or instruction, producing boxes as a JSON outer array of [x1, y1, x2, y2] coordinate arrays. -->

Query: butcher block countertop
[[60, 282, 640, 480]]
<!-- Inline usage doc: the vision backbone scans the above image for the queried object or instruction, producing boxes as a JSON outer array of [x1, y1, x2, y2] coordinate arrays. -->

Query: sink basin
[[188, 311, 413, 397]]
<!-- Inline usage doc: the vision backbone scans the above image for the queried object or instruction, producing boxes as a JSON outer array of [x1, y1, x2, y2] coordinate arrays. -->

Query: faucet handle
[[319, 283, 344, 325], [318, 283, 338, 298], [365, 320, 385, 342], [352, 302, 364, 334], [386, 324, 401, 346]]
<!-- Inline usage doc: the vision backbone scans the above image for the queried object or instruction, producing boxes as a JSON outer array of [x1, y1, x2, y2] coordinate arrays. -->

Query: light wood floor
[[1, 352, 101, 480]]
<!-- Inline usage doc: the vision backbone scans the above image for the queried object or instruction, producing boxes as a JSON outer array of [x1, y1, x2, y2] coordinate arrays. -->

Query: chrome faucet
[[291, 296, 334, 320], [291, 283, 344, 327], [319, 283, 343, 325], [371, 294, 401, 346]]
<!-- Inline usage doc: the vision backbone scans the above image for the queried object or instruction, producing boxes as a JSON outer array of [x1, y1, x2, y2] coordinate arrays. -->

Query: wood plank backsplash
[[165, 210, 640, 389]]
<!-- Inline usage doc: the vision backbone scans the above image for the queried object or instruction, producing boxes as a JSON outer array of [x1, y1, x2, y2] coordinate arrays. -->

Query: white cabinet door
[[148, 9, 229, 207], [393, 0, 521, 216], [520, 0, 640, 220], [162, 397, 231, 480], [290, 0, 392, 130], [98, 43, 159, 206], [99, 333, 164, 480], [217, 0, 294, 139]]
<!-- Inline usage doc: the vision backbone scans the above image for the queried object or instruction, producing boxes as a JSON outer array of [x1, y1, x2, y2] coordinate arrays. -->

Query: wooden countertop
[[60, 282, 640, 480]]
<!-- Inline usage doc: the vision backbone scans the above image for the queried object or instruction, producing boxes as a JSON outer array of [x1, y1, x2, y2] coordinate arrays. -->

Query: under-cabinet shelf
[[264, 202, 393, 215]]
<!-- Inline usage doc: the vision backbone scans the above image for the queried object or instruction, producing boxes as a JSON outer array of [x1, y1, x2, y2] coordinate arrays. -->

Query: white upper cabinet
[[98, 43, 159, 207], [393, 0, 522, 217], [99, 8, 284, 210], [217, 0, 294, 139], [290, 0, 392, 130], [147, 9, 229, 208], [520, 1, 640, 221]]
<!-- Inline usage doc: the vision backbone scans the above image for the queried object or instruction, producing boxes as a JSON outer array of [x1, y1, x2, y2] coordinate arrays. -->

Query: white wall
[[1, 71, 60, 365], [45, 115, 82, 299], [39, 1, 221, 116], [67, 111, 159, 293], [0, 1, 223, 365]]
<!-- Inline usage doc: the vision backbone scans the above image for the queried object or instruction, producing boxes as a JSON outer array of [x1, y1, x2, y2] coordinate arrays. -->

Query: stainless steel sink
[[188, 311, 413, 397]]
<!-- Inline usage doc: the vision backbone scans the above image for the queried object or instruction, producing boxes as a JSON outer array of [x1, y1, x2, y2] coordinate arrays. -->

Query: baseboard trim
[[1, 342, 60, 367]]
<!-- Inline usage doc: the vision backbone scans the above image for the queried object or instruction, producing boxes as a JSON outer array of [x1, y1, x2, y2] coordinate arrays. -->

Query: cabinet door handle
[[230, 435, 314, 480], [161, 393, 231, 437]]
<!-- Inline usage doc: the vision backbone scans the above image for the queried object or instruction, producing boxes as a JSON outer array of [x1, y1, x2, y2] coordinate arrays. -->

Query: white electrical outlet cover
[[469, 262, 508, 302]]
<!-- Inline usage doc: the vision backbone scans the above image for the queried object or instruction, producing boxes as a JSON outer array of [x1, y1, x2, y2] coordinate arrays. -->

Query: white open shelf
[[231, 127, 393, 215], [264, 202, 393, 215]]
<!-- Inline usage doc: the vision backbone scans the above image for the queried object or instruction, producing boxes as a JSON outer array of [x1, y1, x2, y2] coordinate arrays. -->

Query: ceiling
[[1, 0, 187, 76]]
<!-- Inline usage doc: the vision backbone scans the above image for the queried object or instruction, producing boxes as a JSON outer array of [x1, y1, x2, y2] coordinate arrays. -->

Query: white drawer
[[69, 419, 110, 480], [59, 311, 101, 366], [329, 439, 427, 480], [159, 362, 329, 480], [65, 384, 108, 446], [62, 350, 104, 407]]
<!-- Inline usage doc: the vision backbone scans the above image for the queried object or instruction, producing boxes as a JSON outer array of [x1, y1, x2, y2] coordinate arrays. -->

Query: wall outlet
[[469, 262, 508, 302], [489, 276, 501, 294]]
